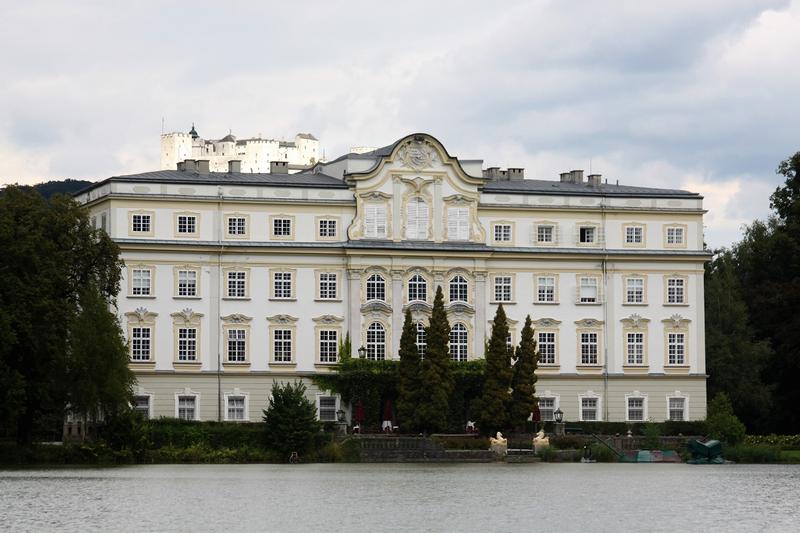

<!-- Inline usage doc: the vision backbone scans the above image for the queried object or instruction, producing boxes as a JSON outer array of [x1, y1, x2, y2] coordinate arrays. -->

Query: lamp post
[[358, 345, 367, 359], [553, 407, 565, 436]]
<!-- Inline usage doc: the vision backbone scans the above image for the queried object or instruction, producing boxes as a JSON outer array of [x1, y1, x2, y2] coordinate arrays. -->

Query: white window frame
[[130, 212, 153, 235], [625, 394, 647, 422], [534, 222, 557, 245], [491, 221, 513, 245], [270, 215, 295, 240], [176, 213, 198, 236], [626, 331, 645, 365], [664, 225, 687, 248], [666, 276, 687, 305], [132, 394, 153, 419], [408, 274, 428, 303], [667, 332, 686, 365], [579, 331, 599, 365], [177, 327, 198, 362], [225, 393, 249, 422], [318, 329, 339, 364], [225, 215, 249, 238], [449, 323, 469, 362], [175, 392, 199, 421], [492, 275, 513, 303], [538, 396, 559, 422], [131, 267, 153, 296], [538, 331, 557, 365], [405, 196, 429, 240], [536, 275, 557, 303], [317, 272, 338, 300], [131, 326, 152, 361], [625, 276, 646, 305], [317, 218, 338, 240], [415, 321, 427, 358], [577, 276, 600, 304], [449, 275, 469, 303], [623, 224, 645, 247], [666, 393, 690, 421], [226, 270, 248, 299], [366, 322, 386, 361], [316, 394, 340, 423], [578, 393, 602, 422], [272, 271, 294, 300], [447, 206, 469, 241], [176, 268, 198, 298], [366, 273, 386, 302], [364, 203, 388, 239], [226, 328, 247, 362], [272, 328, 293, 363]]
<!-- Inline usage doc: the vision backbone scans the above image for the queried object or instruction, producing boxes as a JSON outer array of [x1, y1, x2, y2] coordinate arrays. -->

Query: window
[[227, 271, 246, 298], [227, 217, 246, 236], [538, 397, 555, 421], [625, 226, 643, 245], [177, 215, 197, 234], [538, 332, 556, 364], [493, 224, 512, 242], [449, 275, 468, 303], [625, 277, 645, 304], [627, 397, 645, 421], [100, 213, 107, 232], [319, 219, 337, 238], [537, 276, 556, 303], [131, 268, 151, 296], [177, 396, 196, 421], [272, 217, 292, 237], [667, 278, 685, 304], [273, 272, 293, 299], [408, 274, 427, 302], [366, 274, 386, 301], [415, 322, 427, 358], [319, 273, 337, 299], [227, 396, 246, 421], [668, 332, 685, 365], [131, 327, 151, 361], [227, 329, 246, 362], [626, 332, 644, 365], [177, 328, 197, 361], [405, 197, 429, 240], [579, 226, 596, 244], [133, 395, 150, 419], [365, 204, 387, 239], [318, 396, 337, 422], [494, 276, 512, 302], [668, 397, 686, 421], [449, 323, 468, 361], [366, 322, 386, 360], [580, 332, 598, 365], [273, 329, 293, 362], [132, 214, 151, 233], [579, 277, 598, 303], [506, 332, 513, 351], [581, 397, 598, 421], [537, 225, 554, 244], [177, 269, 197, 297], [447, 206, 469, 240], [319, 330, 338, 363], [666, 226, 685, 245]]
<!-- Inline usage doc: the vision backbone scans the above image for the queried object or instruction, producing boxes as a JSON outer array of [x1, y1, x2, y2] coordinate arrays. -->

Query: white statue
[[489, 431, 507, 446], [533, 429, 550, 455]]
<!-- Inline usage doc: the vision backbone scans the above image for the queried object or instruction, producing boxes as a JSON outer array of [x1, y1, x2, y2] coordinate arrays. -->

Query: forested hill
[[32, 179, 94, 198]]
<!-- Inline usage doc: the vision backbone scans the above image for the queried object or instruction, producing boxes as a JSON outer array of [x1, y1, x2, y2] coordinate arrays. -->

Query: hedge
[[744, 434, 800, 450]]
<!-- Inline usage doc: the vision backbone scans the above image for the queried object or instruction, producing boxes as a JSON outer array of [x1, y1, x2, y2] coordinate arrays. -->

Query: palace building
[[76, 133, 709, 425]]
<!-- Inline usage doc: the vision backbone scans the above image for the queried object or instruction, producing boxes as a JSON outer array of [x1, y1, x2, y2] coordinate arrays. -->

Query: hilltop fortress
[[160, 125, 320, 173]]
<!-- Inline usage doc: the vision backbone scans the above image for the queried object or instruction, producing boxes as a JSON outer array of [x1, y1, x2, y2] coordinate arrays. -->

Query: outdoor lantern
[[336, 409, 345, 423], [358, 345, 367, 358], [553, 407, 564, 423]]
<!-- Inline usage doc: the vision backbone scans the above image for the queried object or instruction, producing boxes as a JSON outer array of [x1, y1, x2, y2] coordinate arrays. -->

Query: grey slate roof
[[483, 178, 699, 198], [78, 170, 349, 193]]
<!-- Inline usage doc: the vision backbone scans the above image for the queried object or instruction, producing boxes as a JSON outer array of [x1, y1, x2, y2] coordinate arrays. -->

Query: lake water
[[1, 463, 798, 532]]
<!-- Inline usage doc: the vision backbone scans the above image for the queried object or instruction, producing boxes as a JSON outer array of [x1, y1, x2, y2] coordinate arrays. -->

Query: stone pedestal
[[490, 442, 508, 456], [555, 422, 566, 436]]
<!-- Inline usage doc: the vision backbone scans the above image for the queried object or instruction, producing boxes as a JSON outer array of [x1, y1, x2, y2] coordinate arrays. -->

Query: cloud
[[0, 0, 798, 248]]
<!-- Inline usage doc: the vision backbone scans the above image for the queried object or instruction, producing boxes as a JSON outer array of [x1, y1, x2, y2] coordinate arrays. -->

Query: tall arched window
[[415, 322, 427, 358], [405, 197, 429, 240], [449, 275, 468, 303], [366, 322, 386, 360], [449, 323, 468, 362], [366, 274, 386, 301], [408, 274, 427, 302]]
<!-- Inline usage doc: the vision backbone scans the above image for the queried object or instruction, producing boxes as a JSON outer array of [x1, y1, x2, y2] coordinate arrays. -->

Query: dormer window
[[364, 204, 387, 239], [405, 197, 429, 240], [447, 207, 469, 241]]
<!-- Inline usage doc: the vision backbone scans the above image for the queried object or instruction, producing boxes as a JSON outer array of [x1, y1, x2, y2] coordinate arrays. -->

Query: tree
[[415, 285, 453, 433], [338, 331, 352, 361], [706, 393, 746, 445], [397, 310, 421, 430], [704, 251, 773, 433], [509, 315, 538, 432], [263, 381, 321, 459], [475, 304, 513, 434], [0, 187, 128, 443]]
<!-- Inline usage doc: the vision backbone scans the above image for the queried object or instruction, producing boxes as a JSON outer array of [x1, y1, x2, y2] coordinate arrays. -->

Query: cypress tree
[[397, 310, 421, 430], [476, 304, 513, 434], [415, 285, 453, 433], [509, 315, 538, 432]]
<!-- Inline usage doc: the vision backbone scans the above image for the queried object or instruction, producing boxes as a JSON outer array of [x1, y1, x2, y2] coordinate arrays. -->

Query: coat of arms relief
[[396, 140, 438, 170]]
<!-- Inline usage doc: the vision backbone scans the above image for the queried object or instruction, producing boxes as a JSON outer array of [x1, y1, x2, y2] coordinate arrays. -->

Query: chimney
[[587, 174, 602, 186], [483, 167, 501, 179], [570, 169, 584, 183], [270, 161, 288, 174], [228, 160, 241, 173], [177, 161, 185, 171], [560, 172, 571, 183], [184, 159, 196, 172], [196, 159, 210, 174], [507, 168, 525, 181]]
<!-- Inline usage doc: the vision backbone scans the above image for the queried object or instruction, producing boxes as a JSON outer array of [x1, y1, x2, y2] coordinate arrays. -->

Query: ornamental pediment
[[221, 313, 253, 324], [621, 313, 650, 328], [171, 308, 204, 325], [360, 301, 392, 315], [312, 314, 344, 325], [533, 318, 562, 328], [395, 139, 439, 171], [575, 318, 604, 328], [662, 314, 691, 328], [358, 191, 392, 200], [446, 302, 475, 316], [126, 307, 158, 324], [266, 314, 299, 324], [403, 301, 433, 315]]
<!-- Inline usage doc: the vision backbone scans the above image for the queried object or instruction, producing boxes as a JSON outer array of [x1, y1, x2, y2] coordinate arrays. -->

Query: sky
[[1, 0, 798, 248]]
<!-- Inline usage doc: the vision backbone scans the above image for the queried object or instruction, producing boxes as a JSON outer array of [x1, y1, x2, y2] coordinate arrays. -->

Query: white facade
[[160, 126, 320, 173], [80, 133, 709, 424]]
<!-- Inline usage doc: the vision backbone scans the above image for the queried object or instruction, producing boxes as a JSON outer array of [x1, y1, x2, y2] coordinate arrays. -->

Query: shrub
[[263, 381, 322, 460], [706, 393, 746, 445], [725, 444, 781, 463], [550, 435, 591, 450], [744, 434, 800, 450], [642, 421, 661, 449], [589, 443, 618, 462]]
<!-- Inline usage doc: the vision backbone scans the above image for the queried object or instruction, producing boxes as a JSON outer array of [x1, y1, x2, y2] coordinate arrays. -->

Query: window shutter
[[406, 198, 428, 240], [365, 204, 387, 238], [448, 207, 469, 240]]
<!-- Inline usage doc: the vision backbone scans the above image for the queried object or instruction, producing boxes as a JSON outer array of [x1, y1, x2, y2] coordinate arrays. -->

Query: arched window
[[449, 323, 468, 362], [408, 274, 427, 302], [449, 275, 468, 303], [366, 322, 386, 360], [366, 274, 386, 301], [415, 322, 427, 358], [405, 197, 429, 240]]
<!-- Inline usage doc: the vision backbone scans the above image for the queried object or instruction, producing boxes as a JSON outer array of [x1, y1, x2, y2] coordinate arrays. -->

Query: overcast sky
[[1, 1, 798, 248]]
